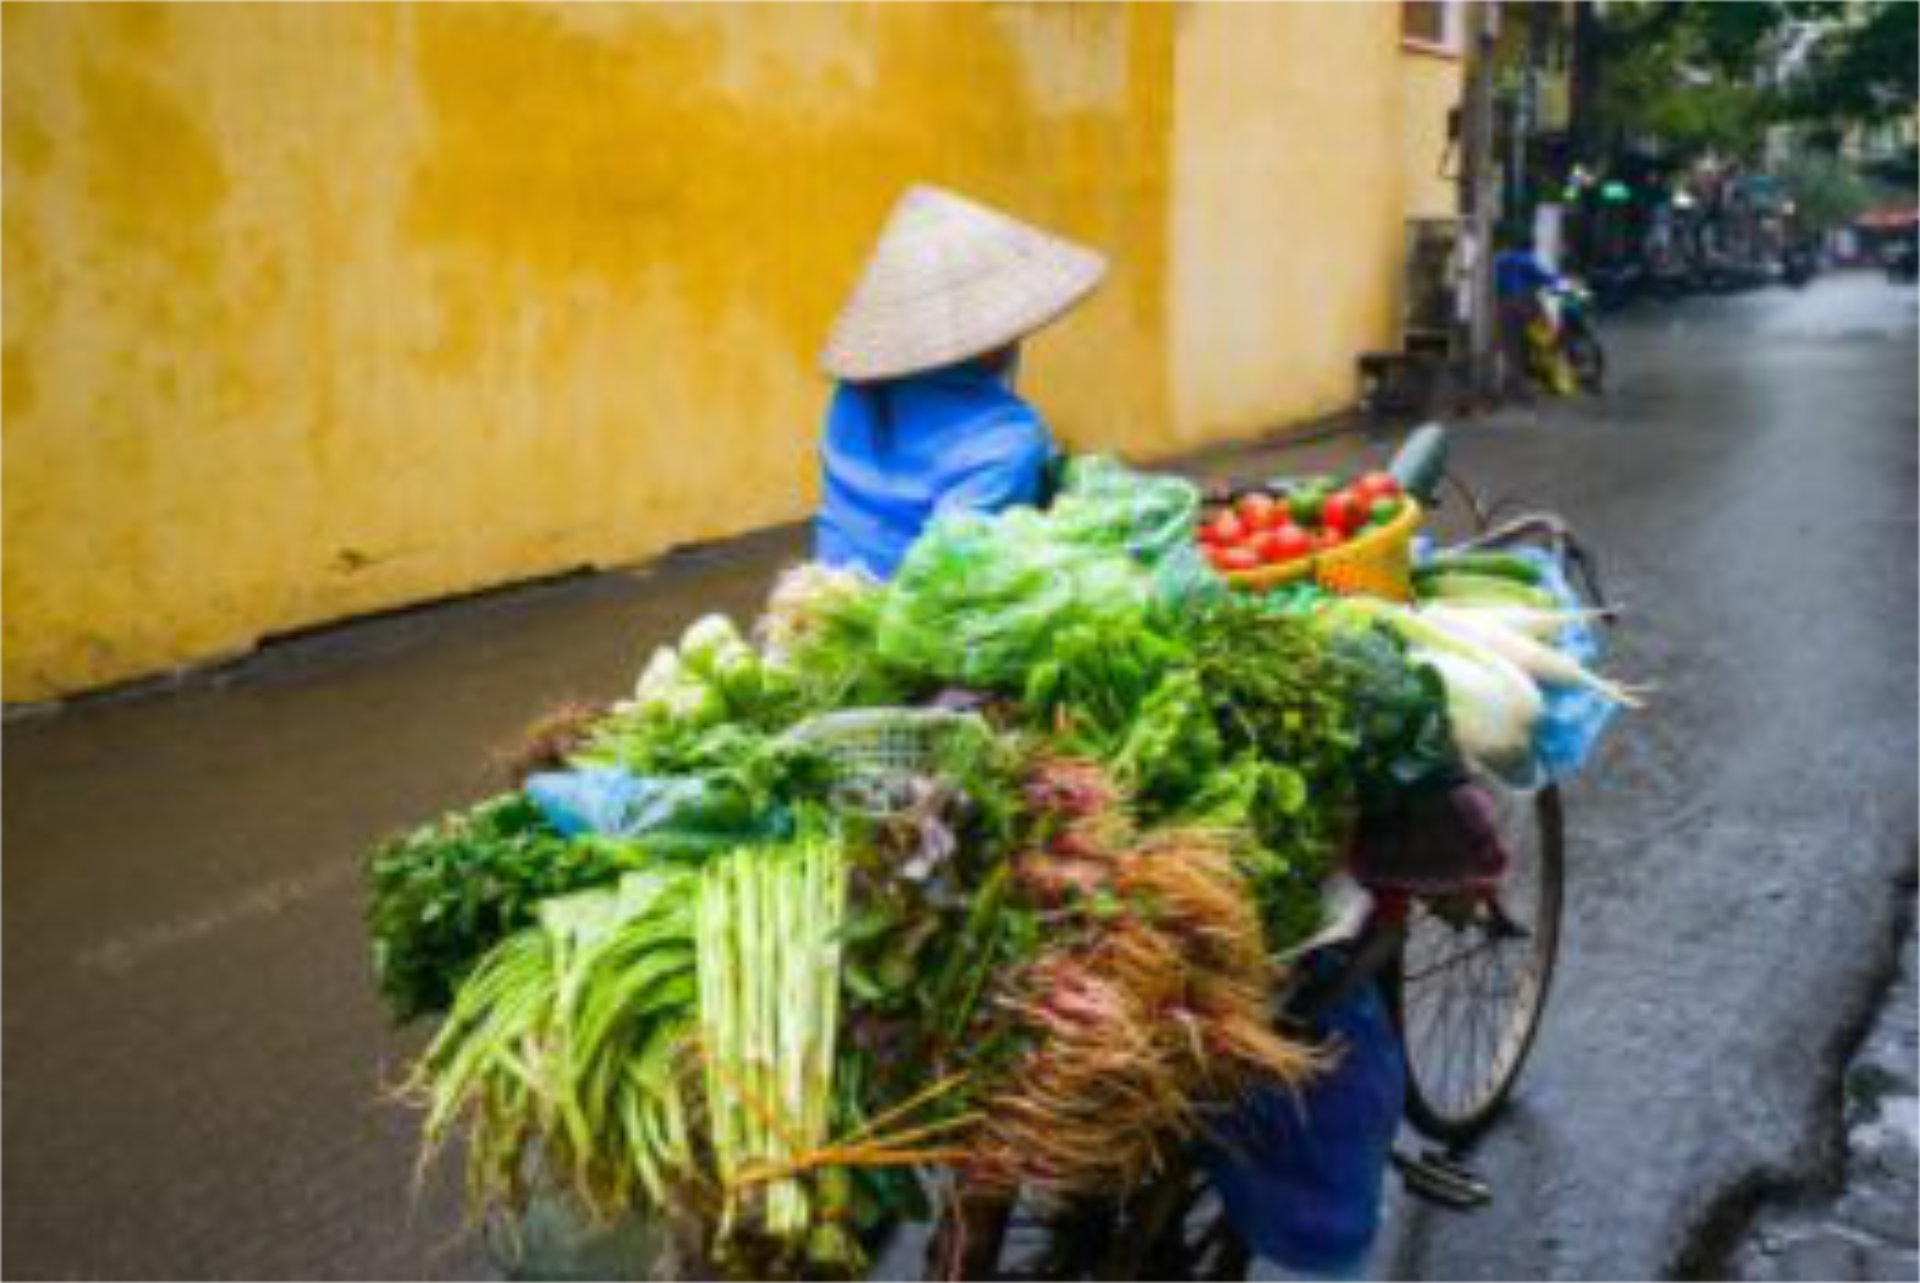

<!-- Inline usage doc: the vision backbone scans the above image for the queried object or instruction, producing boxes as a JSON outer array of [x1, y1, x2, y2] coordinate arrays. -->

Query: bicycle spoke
[[1432, 934, 1472, 1110], [1403, 929, 1513, 982], [1455, 943, 1484, 1110], [1469, 938, 1503, 1108]]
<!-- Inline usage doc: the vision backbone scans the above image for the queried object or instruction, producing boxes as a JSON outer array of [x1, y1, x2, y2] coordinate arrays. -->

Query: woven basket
[[1224, 499, 1422, 601]]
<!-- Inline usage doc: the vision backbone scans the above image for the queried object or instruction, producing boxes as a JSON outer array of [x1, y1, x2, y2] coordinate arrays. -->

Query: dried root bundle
[[495, 699, 613, 785], [968, 762, 1323, 1200]]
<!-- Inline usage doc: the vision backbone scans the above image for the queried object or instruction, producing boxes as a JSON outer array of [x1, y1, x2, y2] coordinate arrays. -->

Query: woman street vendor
[[813, 184, 1107, 578], [810, 185, 1414, 1279]]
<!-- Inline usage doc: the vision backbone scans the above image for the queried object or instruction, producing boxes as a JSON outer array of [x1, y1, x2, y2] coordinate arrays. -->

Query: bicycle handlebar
[[1388, 423, 1451, 508]]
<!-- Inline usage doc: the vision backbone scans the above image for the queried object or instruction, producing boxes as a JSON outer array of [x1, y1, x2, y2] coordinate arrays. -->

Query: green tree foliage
[[1788, 2, 1918, 129], [1775, 149, 1873, 229], [1592, 2, 1783, 162], [1593, 2, 1915, 161]]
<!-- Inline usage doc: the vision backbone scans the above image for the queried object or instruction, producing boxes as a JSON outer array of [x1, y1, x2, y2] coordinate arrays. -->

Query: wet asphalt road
[[4, 272, 1915, 1280], [1367, 271, 1918, 1283]]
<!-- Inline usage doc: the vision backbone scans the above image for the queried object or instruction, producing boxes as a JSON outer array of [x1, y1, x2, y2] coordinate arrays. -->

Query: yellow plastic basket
[[1223, 498, 1422, 602]]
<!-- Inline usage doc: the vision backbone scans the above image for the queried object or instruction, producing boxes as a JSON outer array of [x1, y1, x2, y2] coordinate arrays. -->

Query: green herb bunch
[[366, 794, 640, 1022]]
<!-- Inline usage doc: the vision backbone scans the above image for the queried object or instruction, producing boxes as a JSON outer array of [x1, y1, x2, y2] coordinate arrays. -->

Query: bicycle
[[924, 424, 1613, 1281]]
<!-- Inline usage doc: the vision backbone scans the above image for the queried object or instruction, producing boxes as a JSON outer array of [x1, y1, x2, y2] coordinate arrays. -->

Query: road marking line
[[76, 862, 356, 975]]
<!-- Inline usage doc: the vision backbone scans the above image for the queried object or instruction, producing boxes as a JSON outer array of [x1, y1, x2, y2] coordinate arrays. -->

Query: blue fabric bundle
[[1201, 966, 1406, 1278]]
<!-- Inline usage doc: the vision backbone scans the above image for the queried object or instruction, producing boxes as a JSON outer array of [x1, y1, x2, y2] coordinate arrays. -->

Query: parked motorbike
[[1781, 246, 1816, 290], [1533, 280, 1606, 395], [1886, 240, 1918, 285]]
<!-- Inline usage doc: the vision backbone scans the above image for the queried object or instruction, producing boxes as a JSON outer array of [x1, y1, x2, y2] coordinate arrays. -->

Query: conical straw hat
[[821, 184, 1108, 382]]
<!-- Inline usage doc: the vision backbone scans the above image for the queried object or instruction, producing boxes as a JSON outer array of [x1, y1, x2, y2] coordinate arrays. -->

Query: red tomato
[[1236, 493, 1280, 532], [1210, 511, 1246, 545], [1216, 545, 1261, 572], [1321, 492, 1359, 533], [1273, 524, 1312, 562], [1313, 529, 1342, 552], [1356, 471, 1402, 503]]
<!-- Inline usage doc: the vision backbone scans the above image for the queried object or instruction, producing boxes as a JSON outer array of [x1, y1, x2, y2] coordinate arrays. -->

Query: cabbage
[[679, 614, 749, 678]]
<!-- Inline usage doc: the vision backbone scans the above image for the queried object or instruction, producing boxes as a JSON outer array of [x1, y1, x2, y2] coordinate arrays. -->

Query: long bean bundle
[[697, 832, 857, 1270]]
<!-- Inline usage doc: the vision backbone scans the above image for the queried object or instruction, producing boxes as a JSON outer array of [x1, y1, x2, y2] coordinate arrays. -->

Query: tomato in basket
[[1236, 492, 1281, 532], [1356, 471, 1402, 503], [1214, 544, 1260, 572], [1270, 525, 1312, 563], [1321, 492, 1360, 535]]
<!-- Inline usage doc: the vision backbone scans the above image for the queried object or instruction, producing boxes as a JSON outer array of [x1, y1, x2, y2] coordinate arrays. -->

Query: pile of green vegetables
[[365, 456, 1620, 1278]]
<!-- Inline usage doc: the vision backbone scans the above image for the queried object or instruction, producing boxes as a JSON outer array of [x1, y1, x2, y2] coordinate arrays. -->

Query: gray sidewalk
[[1731, 930, 1918, 1282]]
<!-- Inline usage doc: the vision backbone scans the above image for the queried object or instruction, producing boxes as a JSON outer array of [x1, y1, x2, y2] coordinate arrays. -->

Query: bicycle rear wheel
[[1389, 783, 1564, 1145]]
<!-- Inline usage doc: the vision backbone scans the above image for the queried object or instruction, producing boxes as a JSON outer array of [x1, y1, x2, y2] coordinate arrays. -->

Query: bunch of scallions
[[407, 868, 700, 1219]]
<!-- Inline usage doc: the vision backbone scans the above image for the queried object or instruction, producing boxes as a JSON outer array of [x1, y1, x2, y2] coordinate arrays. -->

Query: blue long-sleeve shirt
[[1494, 249, 1558, 301], [814, 362, 1055, 579]]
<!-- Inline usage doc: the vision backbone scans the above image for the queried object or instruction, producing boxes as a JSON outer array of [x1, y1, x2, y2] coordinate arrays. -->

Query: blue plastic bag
[[1201, 965, 1405, 1278], [1410, 539, 1619, 783], [524, 767, 787, 855], [1511, 547, 1618, 782], [1049, 455, 1222, 610]]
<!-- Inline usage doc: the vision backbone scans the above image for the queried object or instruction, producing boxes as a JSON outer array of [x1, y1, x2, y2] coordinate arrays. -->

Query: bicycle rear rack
[[1451, 511, 1616, 621]]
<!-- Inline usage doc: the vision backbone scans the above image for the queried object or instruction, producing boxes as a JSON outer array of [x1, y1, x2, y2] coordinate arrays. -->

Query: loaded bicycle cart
[[365, 426, 1634, 1281]]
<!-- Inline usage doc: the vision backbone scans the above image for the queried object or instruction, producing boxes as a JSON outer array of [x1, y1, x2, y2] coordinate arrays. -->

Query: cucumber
[[1414, 552, 1545, 586], [1414, 571, 1557, 610]]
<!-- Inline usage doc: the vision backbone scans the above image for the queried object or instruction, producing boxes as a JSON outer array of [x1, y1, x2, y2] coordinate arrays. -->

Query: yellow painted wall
[[1168, 3, 1411, 441], [1401, 49, 1464, 220], [3, 2, 1459, 702]]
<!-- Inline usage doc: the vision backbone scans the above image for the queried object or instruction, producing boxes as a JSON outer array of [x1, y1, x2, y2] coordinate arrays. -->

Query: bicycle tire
[[1389, 784, 1565, 1145]]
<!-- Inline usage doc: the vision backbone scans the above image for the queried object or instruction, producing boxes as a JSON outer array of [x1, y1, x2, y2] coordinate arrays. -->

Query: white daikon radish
[[1422, 601, 1609, 641], [1325, 598, 1544, 773], [1422, 603, 1643, 707], [1409, 646, 1541, 775], [1360, 603, 1545, 718]]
